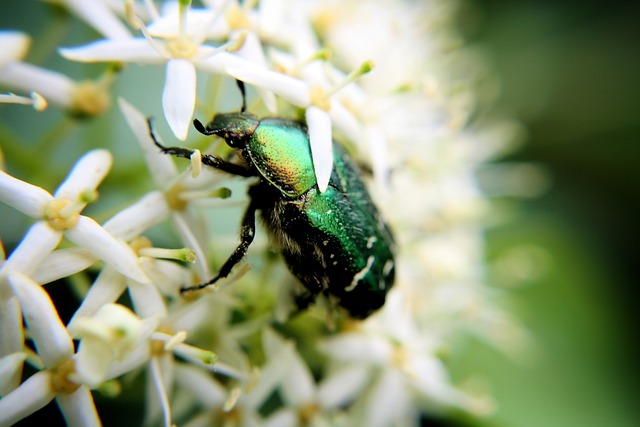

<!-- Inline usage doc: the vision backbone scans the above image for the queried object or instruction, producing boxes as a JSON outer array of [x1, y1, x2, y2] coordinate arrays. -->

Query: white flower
[[0, 271, 101, 426], [69, 303, 144, 387], [0, 31, 112, 116], [60, 2, 258, 140], [0, 149, 148, 284], [49, 0, 132, 40], [320, 289, 493, 427]]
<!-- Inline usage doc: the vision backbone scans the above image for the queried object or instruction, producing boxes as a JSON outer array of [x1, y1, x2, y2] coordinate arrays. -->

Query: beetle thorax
[[247, 119, 317, 198]]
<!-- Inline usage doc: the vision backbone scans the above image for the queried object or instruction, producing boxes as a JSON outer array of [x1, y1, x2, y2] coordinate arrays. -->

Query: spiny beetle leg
[[147, 117, 253, 177], [180, 199, 258, 294]]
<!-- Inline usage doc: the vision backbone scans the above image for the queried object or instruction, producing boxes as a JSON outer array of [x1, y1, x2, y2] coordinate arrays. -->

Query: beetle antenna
[[236, 79, 247, 112]]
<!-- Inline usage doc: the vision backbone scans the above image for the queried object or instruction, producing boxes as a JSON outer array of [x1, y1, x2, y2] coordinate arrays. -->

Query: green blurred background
[[1, 0, 639, 426], [452, 1, 640, 426]]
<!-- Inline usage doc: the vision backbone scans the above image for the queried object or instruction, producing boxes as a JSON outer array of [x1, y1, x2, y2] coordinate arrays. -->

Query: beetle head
[[194, 112, 260, 148]]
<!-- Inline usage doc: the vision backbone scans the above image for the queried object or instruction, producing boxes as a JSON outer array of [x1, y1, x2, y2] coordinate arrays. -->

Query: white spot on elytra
[[345, 256, 375, 292], [366, 236, 377, 248]]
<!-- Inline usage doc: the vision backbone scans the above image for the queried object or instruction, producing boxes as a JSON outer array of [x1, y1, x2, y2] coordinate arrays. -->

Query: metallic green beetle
[[151, 112, 396, 318]]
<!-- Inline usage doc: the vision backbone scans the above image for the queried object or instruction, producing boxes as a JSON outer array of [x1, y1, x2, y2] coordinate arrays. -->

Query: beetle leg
[[147, 118, 254, 177], [181, 199, 258, 294]]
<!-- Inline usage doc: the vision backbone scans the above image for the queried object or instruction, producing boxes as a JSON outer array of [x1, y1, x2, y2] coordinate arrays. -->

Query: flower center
[[165, 36, 198, 59], [43, 199, 80, 230], [50, 359, 81, 394], [225, 4, 251, 29], [70, 80, 111, 117]]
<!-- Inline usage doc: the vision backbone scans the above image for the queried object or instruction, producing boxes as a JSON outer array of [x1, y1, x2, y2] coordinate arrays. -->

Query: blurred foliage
[[452, 0, 640, 426]]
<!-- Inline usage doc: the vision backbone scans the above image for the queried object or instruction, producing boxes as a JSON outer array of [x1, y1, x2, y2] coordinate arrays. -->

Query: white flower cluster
[[0, 1, 523, 426]]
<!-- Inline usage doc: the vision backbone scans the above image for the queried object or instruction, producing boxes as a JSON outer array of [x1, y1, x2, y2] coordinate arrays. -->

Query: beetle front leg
[[147, 118, 254, 177], [181, 200, 258, 294]]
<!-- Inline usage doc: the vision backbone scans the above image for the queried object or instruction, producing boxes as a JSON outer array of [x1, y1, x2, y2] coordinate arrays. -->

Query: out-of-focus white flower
[[42, 0, 132, 40], [0, 31, 112, 116], [321, 289, 493, 427]]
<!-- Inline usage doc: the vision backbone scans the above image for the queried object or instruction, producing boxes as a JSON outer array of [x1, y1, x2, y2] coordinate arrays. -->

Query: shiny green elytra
[[151, 111, 396, 318]]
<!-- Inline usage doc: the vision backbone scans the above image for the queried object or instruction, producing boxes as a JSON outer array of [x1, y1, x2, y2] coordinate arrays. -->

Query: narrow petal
[[171, 211, 210, 280], [236, 32, 277, 112], [103, 191, 170, 241], [306, 106, 333, 193], [118, 98, 178, 187], [128, 280, 167, 319], [60, 38, 165, 63], [280, 348, 316, 407], [0, 61, 76, 108], [262, 409, 297, 427], [65, 0, 131, 40], [7, 271, 74, 368], [0, 371, 56, 426], [2, 221, 63, 277], [162, 59, 196, 140], [64, 215, 150, 284], [0, 352, 27, 396], [0, 170, 53, 218], [0, 296, 23, 361], [68, 266, 127, 329], [173, 363, 227, 408], [320, 333, 390, 364], [0, 31, 31, 65], [54, 149, 113, 200], [225, 66, 310, 106], [317, 364, 370, 409], [33, 248, 97, 285], [364, 369, 411, 427], [56, 386, 101, 427]]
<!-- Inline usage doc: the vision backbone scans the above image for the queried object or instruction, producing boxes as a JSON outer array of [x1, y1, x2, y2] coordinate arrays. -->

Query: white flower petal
[[54, 149, 113, 200], [317, 364, 370, 409], [64, 0, 131, 40], [32, 247, 96, 285], [0, 371, 56, 426], [0, 296, 23, 361], [197, 51, 258, 74], [118, 98, 178, 186], [73, 339, 112, 387], [163, 59, 196, 141], [128, 280, 167, 318], [64, 215, 150, 284], [306, 106, 333, 193], [364, 369, 411, 427], [0, 61, 76, 108], [236, 32, 277, 112], [68, 266, 128, 329], [148, 6, 215, 38], [0, 31, 31, 65], [328, 101, 362, 147], [321, 333, 390, 364], [262, 409, 297, 427], [173, 363, 227, 408], [0, 170, 53, 218], [2, 221, 63, 276], [7, 271, 74, 368], [171, 211, 210, 280], [225, 66, 310, 106], [60, 38, 165, 64], [56, 385, 101, 427], [0, 352, 26, 396], [103, 191, 170, 241]]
